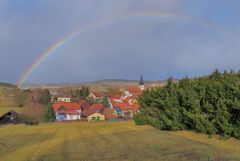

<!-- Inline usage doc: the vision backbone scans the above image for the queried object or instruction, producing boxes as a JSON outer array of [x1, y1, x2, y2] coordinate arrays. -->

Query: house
[[114, 107, 124, 116], [0, 110, 22, 124], [109, 94, 123, 103], [122, 96, 135, 105], [88, 92, 105, 102], [110, 101, 139, 118], [102, 108, 119, 121], [53, 102, 81, 121], [57, 97, 71, 103], [81, 103, 106, 121], [89, 103, 105, 112], [124, 87, 143, 97]]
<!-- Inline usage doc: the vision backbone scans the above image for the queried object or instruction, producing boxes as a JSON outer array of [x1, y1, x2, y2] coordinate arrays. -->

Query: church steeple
[[139, 74, 145, 90]]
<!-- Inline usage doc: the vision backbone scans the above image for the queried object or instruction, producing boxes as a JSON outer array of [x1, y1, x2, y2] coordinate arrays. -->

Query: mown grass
[[0, 121, 239, 161]]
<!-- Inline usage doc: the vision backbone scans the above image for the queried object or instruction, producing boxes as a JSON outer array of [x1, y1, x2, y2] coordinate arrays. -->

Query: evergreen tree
[[45, 102, 55, 122], [101, 96, 110, 107]]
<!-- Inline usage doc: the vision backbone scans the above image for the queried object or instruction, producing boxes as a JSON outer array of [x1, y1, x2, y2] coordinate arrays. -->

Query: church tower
[[139, 74, 145, 90]]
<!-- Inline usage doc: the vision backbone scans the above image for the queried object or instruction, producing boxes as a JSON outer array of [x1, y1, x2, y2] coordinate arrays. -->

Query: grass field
[[0, 121, 239, 161]]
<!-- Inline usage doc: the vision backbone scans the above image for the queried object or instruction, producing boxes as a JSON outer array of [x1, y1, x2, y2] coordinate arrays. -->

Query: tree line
[[71, 86, 90, 99], [135, 70, 240, 139]]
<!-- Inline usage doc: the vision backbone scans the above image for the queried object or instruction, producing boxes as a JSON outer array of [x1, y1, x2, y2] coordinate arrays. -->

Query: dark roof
[[0, 110, 21, 124]]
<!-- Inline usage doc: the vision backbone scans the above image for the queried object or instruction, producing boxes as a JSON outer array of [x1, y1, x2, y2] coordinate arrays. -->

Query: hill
[[0, 82, 16, 88], [20, 79, 172, 91], [0, 121, 239, 161], [0, 82, 29, 107]]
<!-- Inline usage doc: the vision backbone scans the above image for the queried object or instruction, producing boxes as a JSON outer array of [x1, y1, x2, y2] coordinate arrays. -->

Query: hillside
[[0, 121, 239, 161], [0, 82, 16, 88], [20, 79, 172, 91], [0, 82, 29, 107]]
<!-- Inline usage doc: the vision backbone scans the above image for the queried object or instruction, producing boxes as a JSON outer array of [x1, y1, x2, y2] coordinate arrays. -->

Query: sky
[[1, 0, 240, 84]]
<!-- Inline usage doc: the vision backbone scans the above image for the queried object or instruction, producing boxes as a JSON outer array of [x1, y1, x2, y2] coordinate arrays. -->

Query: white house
[[53, 102, 81, 121], [57, 97, 71, 103], [88, 92, 105, 102]]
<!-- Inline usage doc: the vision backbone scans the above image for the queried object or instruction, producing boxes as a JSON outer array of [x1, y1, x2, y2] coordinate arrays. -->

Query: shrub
[[133, 114, 149, 125]]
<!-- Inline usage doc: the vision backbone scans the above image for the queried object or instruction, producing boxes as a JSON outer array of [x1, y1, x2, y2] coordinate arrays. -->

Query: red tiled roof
[[90, 103, 105, 111], [81, 108, 95, 117], [110, 94, 122, 100], [81, 103, 106, 117], [52, 102, 64, 111], [123, 96, 131, 103], [52, 102, 81, 112], [103, 108, 119, 120], [127, 88, 142, 94], [111, 102, 135, 111], [79, 100, 90, 110]]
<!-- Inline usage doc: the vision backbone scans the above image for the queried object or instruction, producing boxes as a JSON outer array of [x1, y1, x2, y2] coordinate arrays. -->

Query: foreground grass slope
[[0, 121, 239, 161]]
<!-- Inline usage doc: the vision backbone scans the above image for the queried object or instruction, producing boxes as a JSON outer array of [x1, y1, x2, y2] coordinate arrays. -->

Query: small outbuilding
[[0, 110, 22, 125]]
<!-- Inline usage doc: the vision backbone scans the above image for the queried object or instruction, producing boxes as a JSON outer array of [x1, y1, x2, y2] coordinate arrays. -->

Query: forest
[[135, 70, 240, 139]]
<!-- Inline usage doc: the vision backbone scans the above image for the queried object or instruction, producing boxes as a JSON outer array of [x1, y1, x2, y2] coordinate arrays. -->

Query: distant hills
[[19, 79, 174, 91], [0, 82, 17, 88]]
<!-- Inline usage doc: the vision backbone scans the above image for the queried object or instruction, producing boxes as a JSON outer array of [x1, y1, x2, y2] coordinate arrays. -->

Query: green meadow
[[0, 121, 239, 161]]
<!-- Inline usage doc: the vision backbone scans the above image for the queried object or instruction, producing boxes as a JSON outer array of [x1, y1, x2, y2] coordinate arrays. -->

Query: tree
[[31, 89, 51, 105], [45, 102, 55, 122], [85, 87, 90, 97], [78, 86, 90, 98], [101, 96, 110, 107]]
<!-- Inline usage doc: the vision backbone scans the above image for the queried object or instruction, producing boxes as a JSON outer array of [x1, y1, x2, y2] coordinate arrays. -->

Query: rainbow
[[17, 12, 225, 86]]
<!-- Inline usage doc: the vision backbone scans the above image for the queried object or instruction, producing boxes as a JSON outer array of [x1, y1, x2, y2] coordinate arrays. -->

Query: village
[[51, 75, 145, 122], [0, 75, 145, 125]]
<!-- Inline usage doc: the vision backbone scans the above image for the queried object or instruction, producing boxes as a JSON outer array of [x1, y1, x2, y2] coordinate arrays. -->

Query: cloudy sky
[[1, 0, 240, 84]]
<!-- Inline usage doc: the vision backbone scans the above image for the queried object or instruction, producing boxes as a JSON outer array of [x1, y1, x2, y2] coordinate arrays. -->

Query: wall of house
[[56, 113, 66, 121], [66, 114, 80, 120], [87, 113, 105, 121]]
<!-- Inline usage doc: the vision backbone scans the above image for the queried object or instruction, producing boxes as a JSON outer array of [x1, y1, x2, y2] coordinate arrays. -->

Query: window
[[97, 116, 100, 121], [92, 117, 96, 120]]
